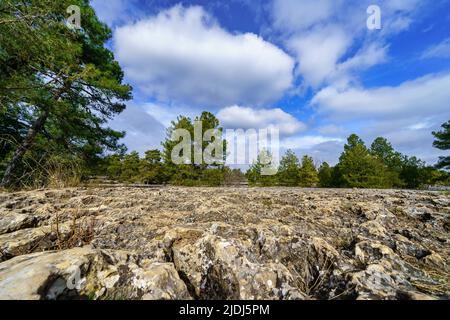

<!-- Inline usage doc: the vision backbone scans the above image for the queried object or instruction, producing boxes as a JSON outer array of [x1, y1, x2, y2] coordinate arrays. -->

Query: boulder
[[0, 246, 191, 300]]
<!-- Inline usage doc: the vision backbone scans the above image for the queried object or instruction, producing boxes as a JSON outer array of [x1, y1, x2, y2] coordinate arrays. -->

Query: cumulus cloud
[[311, 73, 450, 119], [287, 25, 352, 88], [280, 135, 344, 150], [110, 104, 166, 154], [270, 0, 422, 88], [271, 0, 338, 32], [337, 42, 389, 75], [265, 0, 446, 165], [142, 103, 200, 128], [317, 124, 348, 136], [421, 38, 450, 59], [114, 5, 294, 107], [217, 105, 306, 136]]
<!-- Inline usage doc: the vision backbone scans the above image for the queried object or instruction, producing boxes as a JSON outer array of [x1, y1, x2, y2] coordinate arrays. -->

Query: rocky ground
[[0, 187, 449, 300]]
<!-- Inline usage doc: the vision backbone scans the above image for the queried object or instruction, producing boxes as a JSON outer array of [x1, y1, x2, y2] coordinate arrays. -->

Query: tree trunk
[[1, 108, 50, 188]]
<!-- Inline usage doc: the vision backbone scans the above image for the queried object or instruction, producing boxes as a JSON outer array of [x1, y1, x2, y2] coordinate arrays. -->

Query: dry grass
[[1, 135, 83, 190], [45, 157, 82, 189], [50, 209, 97, 251]]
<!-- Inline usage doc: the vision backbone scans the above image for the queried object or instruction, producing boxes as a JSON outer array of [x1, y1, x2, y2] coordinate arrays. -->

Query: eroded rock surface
[[0, 187, 448, 300]]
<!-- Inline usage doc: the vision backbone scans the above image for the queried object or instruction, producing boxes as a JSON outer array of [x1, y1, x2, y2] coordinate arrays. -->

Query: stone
[[0, 187, 448, 300], [0, 246, 191, 300], [0, 212, 39, 235]]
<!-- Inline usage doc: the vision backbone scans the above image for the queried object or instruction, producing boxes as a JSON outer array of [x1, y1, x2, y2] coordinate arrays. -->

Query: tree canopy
[[338, 134, 390, 188], [298, 155, 319, 187], [432, 121, 450, 170], [0, 1, 447, 190], [277, 149, 300, 186], [0, 0, 131, 188]]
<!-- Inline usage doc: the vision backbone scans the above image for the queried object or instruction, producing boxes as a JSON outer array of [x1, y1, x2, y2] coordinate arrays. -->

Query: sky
[[91, 0, 450, 166]]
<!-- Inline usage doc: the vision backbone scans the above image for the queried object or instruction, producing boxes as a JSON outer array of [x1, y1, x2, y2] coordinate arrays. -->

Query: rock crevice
[[0, 187, 448, 300]]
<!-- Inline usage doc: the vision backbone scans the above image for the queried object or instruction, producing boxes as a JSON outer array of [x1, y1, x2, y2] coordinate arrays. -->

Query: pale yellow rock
[[0, 187, 448, 300]]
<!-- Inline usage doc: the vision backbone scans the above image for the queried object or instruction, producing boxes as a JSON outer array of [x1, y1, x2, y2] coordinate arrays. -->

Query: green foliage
[[399, 156, 427, 189], [161, 112, 226, 186], [162, 116, 194, 165], [432, 121, 450, 170], [223, 167, 246, 185], [200, 168, 226, 187], [140, 150, 168, 184], [298, 155, 319, 187], [246, 150, 278, 187], [242, 133, 449, 190], [318, 162, 333, 187], [277, 150, 300, 186], [370, 137, 403, 187], [88, 113, 235, 187], [162, 112, 226, 167], [248, 151, 319, 188], [338, 134, 392, 188], [0, 0, 131, 188]]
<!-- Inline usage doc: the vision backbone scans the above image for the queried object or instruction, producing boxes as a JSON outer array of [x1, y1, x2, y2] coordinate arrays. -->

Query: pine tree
[[246, 150, 277, 187], [298, 155, 319, 187], [318, 162, 333, 187], [161, 112, 226, 185], [140, 150, 169, 184], [277, 150, 300, 186], [0, 0, 132, 188], [370, 137, 403, 186], [432, 121, 450, 170], [399, 156, 426, 189], [370, 137, 403, 170], [338, 134, 391, 188]]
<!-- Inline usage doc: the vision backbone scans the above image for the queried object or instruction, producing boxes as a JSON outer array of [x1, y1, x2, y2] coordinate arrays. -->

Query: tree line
[[96, 112, 245, 187], [0, 1, 448, 190], [97, 115, 449, 189], [247, 133, 450, 189]]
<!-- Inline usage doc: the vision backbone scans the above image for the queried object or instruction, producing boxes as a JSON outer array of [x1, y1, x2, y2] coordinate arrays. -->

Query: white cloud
[[287, 25, 352, 87], [311, 73, 450, 119], [217, 105, 306, 136], [270, 0, 423, 88], [407, 121, 434, 130], [385, 0, 422, 12], [142, 103, 200, 128], [271, 0, 338, 32], [288, 33, 388, 89], [110, 104, 166, 154], [280, 135, 344, 150], [267, 0, 446, 165], [114, 5, 294, 107], [337, 42, 389, 75], [317, 124, 348, 135], [421, 38, 450, 59]]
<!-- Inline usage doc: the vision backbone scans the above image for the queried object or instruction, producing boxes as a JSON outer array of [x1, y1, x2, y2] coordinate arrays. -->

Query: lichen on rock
[[0, 187, 448, 300]]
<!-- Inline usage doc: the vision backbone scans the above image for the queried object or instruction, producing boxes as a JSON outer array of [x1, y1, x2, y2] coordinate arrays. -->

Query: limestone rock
[[0, 212, 39, 235], [0, 187, 448, 300], [0, 246, 191, 300]]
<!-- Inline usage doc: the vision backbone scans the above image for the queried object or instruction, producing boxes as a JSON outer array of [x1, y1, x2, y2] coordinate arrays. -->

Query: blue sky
[[91, 0, 450, 165]]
